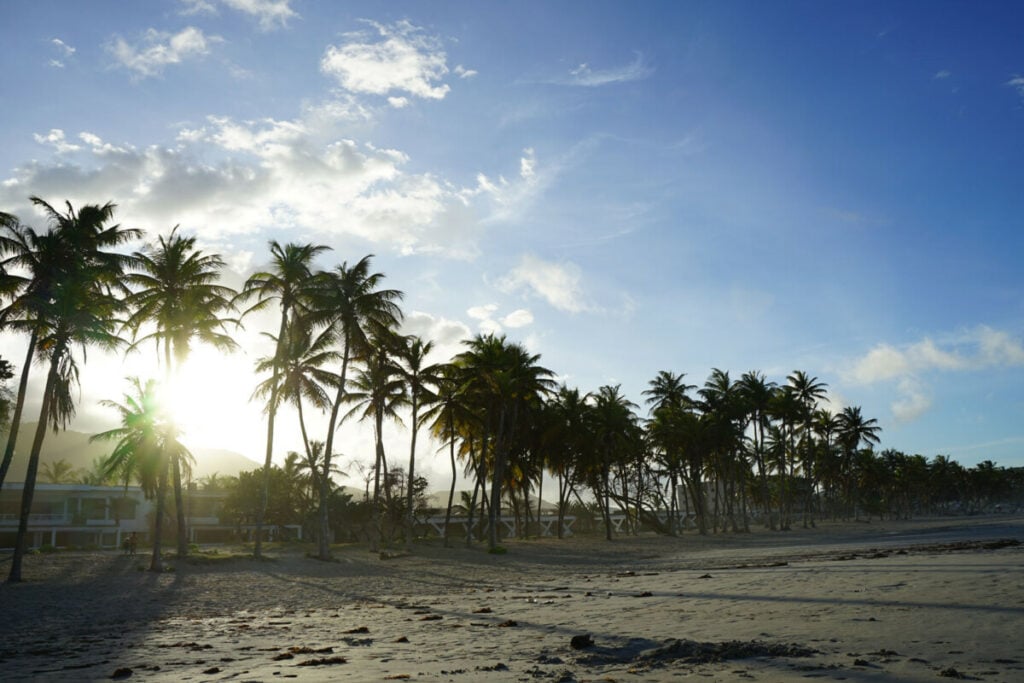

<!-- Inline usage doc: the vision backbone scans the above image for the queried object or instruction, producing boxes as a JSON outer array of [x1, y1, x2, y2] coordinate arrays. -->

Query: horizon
[[2, 1, 1024, 475]]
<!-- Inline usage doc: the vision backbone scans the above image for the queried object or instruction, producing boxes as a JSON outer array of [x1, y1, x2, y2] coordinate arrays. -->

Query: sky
[[2, 0, 1024, 485]]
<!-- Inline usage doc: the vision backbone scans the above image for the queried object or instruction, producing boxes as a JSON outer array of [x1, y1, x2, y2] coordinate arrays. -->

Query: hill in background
[[0, 424, 261, 484]]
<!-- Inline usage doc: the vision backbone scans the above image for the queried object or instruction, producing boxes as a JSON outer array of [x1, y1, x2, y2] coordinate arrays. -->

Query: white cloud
[[501, 309, 534, 328], [108, 26, 221, 79], [52, 38, 76, 56], [33, 129, 80, 153], [49, 37, 76, 67], [454, 64, 477, 79], [1007, 75, 1024, 98], [933, 70, 951, 80], [467, 304, 498, 320], [180, 0, 296, 30], [846, 326, 1023, 384], [891, 378, 932, 424], [320, 20, 451, 101], [498, 254, 590, 313], [565, 52, 653, 87], [388, 96, 410, 109], [843, 326, 1024, 424], [2, 98, 514, 259]]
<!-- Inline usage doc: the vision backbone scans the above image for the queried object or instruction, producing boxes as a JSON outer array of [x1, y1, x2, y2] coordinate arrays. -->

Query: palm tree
[[39, 458, 78, 484], [394, 335, 443, 548], [123, 227, 238, 557], [642, 372, 698, 535], [237, 240, 329, 559], [454, 334, 554, 551], [253, 322, 339, 473], [837, 405, 882, 518], [588, 384, 639, 540], [92, 378, 192, 571], [786, 371, 828, 527], [313, 255, 403, 559], [541, 385, 591, 538], [422, 364, 474, 546], [344, 333, 407, 549], [737, 371, 778, 529], [7, 197, 139, 583]]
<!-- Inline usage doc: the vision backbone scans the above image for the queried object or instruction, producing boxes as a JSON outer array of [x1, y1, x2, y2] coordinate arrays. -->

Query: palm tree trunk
[[487, 409, 507, 551], [442, 427, 457, 548], [7, 353, 58, 582], [405, 395, 419, 549], [151, 462, 169, 572], [0, 332, 38, 490], [173, 454, 188, 556], [320, 344, 351, 560]]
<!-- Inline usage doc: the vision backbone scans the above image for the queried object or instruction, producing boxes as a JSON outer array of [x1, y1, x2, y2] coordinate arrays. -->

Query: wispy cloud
[[108, 27, 221, 79], [498, 254, 591, 313], [933, 69, 951, 80], [1007, 74, 1024, 98], [563, 52, 653, 87], [320, 20, 456, 103], [180, 0, 297, 31], [48, 37, 76, 68], [33, 129, 80, 153]]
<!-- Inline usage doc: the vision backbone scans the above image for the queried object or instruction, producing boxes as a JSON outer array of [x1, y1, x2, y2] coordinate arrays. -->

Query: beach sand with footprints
[[1, 515, 1022, 682]]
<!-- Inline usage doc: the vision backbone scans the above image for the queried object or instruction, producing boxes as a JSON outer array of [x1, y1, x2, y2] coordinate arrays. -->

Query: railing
[[0, 513, 70, 525], [419, 515, 576, 538]]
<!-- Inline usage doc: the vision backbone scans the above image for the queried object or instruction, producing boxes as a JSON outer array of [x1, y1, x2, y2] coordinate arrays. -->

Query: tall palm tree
[[237, 241, 330, 558], [837, 405, 882, 518], [454, 334, 554, 551], [786, 370, 828, 527], [643, 371, 696, 535], [313, 255, 403, 559], [422, 364, 474, 546], [92, 378, 192, 571], [588, 384, 639, 540], [122, 227, 238, 557], [541, 385, 591, 538], [394, 335, 443, 548], [7, 197, 139, 583], [344, 334, 407, 549], [737, 370, 778, 529], [253, 322, 339, 471]]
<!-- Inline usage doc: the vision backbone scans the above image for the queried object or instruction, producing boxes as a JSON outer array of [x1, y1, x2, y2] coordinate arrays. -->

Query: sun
[[154, 347, 262, 453]]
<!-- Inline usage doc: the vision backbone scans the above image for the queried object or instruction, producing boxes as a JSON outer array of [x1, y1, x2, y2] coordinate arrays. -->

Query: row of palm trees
[[1, 198, 1017, 582]]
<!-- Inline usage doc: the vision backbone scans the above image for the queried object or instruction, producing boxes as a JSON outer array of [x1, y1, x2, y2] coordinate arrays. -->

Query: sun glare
[[153, 348, 261, 455]]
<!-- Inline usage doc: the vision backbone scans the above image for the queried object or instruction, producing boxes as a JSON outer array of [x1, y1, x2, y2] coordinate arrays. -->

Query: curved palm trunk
[[319, 344, 351, 560], [8, 351, 58, 582], [442, 416, 457, 548], [405, 394, 419, 549], [0, 331, 37, 489], [255, 307, 290, 559], [370, 406, 386, 551]]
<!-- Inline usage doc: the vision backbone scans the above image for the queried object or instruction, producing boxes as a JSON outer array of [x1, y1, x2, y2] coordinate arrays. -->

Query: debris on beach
[[570, 634, 594, 649], [576, 637, 817, 667]]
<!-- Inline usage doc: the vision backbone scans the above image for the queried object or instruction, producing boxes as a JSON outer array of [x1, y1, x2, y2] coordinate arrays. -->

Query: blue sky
[[2, 1, 1024, 479]]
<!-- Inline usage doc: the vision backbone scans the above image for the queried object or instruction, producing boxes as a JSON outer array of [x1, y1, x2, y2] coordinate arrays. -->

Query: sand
[[1, 515, 1022, 682]]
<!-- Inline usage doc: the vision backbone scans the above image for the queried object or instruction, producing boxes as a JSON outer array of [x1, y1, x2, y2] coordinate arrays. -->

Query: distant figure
[[128, 532, 138, 557]]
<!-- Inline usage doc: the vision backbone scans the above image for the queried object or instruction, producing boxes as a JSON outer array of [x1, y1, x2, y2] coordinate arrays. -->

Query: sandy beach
[[1, 515, 1022, 682]]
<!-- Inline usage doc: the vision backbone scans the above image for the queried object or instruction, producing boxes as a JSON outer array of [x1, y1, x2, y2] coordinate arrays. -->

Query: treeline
[[1, 198, 1020, 581]]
